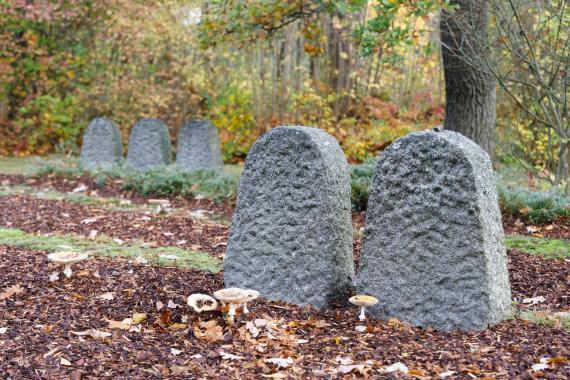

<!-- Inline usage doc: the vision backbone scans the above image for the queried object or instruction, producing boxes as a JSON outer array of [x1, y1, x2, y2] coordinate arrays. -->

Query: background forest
[[0, 0, 568, 193]]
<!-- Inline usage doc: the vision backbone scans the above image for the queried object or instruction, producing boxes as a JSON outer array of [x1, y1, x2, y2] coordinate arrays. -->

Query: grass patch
[[519, 310, 570, 331], [506, 235, 570, 259], [0, 227, 221, 273]]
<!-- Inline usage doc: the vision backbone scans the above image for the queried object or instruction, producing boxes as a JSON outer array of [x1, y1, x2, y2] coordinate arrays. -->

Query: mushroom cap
[[349, 295, 379, 307], [213, 288, 249, 304], [47, 251, 89, 265], [242, 289, 260, 302], [187, 293, 218, 312]]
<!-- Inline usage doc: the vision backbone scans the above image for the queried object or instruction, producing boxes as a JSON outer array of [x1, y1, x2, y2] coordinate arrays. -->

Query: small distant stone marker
[[224, 126, 354, 308], [126, 119, 172, 171], [79, 118, 122, 169], [356, 130, 511, 331], [177, 120, 224, 172]]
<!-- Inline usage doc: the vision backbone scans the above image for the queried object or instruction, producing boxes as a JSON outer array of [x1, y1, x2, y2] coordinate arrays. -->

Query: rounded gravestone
[[79, 118, 122, 169], [224, 126, 354, 308], [176, 120, 224, 172], [126, 119, 172, 171], [356, 130, 511, 331]]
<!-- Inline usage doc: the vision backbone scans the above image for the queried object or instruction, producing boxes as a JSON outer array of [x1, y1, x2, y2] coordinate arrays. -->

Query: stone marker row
[[80, 118, 223, 173], [224, 127, 512, 331]]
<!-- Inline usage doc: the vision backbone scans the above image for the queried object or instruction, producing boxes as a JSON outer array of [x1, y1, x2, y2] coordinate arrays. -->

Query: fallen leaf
[[532, 363, 549, 371], [132, 313, 147, 324], [194, 320, 223, 343], [169, 323, 187, 331], [0, 327, 7, 334], [0, 284, 25, 300], [60, 357, 72, 366], [522, 296, 545, 304], [158, 253, 179, 260], [167, 300, 180, 309], [439, 371, 455, 378], [220, 352, 243, 360], [99, 292, 115, 301], [171, 348, 183, 356], [71, 329, 112, 340], [49, 272, 59, 282], [135, 256, 148, 264], [386, 362, 409, 373], [264, 357, 294, 368]]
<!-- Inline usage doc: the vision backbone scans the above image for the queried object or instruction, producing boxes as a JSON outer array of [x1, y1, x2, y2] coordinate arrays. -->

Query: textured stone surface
[[176, 120, 224, 172], [356, 130, 511, 331], [79, 118, 122, 169], [126, 119, 172, 171], [224, 126, 354, 308]]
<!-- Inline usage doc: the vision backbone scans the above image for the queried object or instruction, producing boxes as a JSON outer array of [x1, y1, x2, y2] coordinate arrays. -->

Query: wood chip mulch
[[1, 245, 569, 379], [509, 249, 570, 311], [0, 173, 234, 216], [0, 195, 229, 258], [503, 215, 570, 240]]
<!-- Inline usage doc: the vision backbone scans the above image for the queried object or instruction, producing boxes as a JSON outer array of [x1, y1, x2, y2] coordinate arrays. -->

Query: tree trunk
[[440, 0, 496, 156]]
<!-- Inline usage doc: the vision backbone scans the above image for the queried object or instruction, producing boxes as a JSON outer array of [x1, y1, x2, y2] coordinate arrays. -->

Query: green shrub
[[350, 158, 377, 211], [498, 183, 570, 224], [120, 167, 239, 202]]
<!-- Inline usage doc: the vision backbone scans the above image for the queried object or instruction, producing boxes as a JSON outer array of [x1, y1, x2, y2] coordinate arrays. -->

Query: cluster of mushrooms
[[188, 288, 260, 324], [46, 251, 381, 324]]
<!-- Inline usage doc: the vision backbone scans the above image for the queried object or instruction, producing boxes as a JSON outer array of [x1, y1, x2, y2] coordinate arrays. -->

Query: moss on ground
[[506, 235, 570, 259], [0, 227, 221, 273]]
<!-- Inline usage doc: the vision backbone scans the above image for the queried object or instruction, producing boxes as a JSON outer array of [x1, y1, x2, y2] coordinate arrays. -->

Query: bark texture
[[441, 0, 497, 155]]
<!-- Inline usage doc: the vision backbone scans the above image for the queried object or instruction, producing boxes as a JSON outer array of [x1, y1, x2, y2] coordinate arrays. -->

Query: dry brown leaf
[[0, 284, 25, 300], [193, 320, 223, 343]]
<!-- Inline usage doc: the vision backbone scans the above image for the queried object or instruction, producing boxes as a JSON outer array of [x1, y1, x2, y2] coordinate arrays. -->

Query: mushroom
[[349, 295, 379, 321], [213, 288, 250, 324], [240, 289, 260, 314], [47, 251, 89, 278], [187, 293, 218, 313]]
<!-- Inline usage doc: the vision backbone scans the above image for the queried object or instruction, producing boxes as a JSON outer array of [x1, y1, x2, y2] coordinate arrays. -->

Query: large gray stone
[[224, 126, 354, 308], [79, 118, 122, 169], [176, 120, 224, 172], [356, 130, 511, 331], [126, 119, 172, 171]]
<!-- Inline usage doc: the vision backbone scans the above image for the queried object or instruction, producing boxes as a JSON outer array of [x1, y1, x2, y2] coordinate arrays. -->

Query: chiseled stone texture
[[356, 130, 511, 331], [126, 119, 172, 171], [224, 126, 354, 308], [79, 118, 122, 169], [176, 120, 224, 172]]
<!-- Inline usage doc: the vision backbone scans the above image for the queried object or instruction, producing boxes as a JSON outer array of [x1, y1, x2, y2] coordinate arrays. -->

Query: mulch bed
[[3, 172, 569, 239], [1, 245, 569, 378], [0, 173, 234, 217], [509, 249, 570, 311], [0, 195, 230, 258], [503, 215, 570, 240]]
